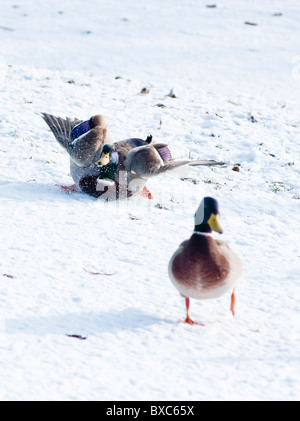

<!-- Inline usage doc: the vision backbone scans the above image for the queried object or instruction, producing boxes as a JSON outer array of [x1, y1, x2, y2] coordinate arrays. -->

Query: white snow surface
[[0, 0, 300, 401]]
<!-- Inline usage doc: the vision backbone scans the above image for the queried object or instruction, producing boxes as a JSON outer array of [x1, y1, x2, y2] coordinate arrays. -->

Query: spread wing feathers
[[188, 159, 226, 167], [41, 113, 82, 151], [152, 159, 226, 176]]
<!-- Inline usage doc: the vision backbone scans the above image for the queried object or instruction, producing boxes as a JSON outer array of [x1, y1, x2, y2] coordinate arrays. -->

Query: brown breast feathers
[[171, 234, 230, 291]]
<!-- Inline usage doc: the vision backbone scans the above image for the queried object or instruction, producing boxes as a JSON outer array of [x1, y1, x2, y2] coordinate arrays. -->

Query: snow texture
[[0, 0, 299, 401]]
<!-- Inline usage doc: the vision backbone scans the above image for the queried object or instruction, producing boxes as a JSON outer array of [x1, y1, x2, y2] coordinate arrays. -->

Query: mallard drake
[[89, 144, 120, 200], [41, 113, 225, 199], [168, 197, 242, 325]]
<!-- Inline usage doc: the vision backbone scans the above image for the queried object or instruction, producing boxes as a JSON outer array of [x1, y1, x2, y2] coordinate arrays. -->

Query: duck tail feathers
[[145, 135, 153, 144]]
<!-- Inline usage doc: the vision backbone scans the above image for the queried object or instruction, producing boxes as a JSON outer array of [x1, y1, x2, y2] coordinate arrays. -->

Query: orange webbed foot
[[180, 298, 204, 326], [58, 184, 78, 194], [180, 316, 204, 326], [139, 186, 153, 199]]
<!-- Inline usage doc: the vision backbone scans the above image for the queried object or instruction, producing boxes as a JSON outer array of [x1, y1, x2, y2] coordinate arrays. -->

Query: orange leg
[[181, 298, 204, 326], [230, 288, 236, 316], [139, 186, 153, 199], [184, 298, 194, 324]]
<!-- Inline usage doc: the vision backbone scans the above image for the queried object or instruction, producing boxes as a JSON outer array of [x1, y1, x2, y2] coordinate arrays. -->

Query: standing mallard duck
[[41, 113, 225, 199], [168, 197, 242, 325]]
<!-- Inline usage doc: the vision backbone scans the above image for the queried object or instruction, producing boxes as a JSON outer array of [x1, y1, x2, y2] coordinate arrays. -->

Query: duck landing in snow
[[168, 197, 242, 325], [41, 113, 225, 200]]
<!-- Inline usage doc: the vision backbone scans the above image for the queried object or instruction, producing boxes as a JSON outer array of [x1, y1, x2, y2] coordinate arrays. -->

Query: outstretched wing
[[152, 158, 226, 176], [41, 113, 82, 152]]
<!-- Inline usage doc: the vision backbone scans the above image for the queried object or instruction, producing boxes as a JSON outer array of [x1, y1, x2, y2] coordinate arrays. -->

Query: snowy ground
[[0, 0, 300, 401]]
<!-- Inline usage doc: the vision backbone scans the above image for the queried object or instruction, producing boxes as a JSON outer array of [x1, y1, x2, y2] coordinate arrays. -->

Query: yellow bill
[[208, 213, 224, 234], [96, 152, 110, 167]]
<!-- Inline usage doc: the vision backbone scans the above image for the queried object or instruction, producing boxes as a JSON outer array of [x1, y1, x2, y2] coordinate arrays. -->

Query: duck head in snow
[[96, 144, 119, 182], [194, 197, 223, 234]]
